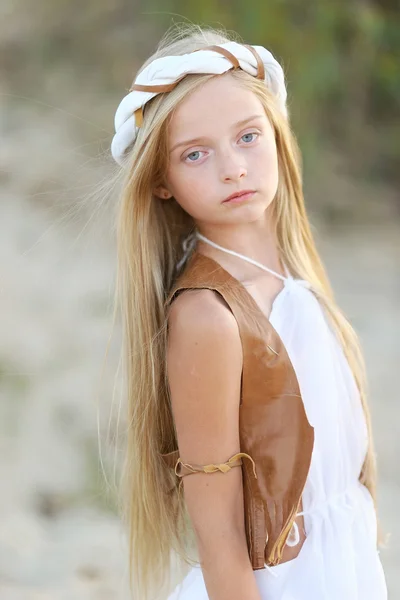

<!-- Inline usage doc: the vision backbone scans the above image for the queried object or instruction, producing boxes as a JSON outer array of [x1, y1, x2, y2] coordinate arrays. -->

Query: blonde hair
[[114, 23, 381, 600]]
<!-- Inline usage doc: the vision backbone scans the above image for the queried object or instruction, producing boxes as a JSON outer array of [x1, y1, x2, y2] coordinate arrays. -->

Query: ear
[[154, 186, 173, 200]]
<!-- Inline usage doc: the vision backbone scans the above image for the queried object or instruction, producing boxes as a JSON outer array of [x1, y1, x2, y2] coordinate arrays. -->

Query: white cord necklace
[[196, 231, 289, 283]]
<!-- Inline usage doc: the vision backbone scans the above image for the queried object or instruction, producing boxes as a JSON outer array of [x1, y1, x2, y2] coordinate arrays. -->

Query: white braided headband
[[111, 41, 288, 166]]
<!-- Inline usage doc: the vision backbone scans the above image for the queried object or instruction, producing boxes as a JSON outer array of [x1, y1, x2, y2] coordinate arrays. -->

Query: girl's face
[[160, 74, 279, 229]]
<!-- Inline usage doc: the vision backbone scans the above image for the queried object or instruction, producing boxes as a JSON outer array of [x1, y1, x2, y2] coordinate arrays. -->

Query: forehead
[[168, 74, 265, 140]]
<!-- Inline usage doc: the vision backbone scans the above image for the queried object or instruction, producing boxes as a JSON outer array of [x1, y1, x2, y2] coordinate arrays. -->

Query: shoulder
[[167, 287, 239, 346], [166, 288, 242, 378]]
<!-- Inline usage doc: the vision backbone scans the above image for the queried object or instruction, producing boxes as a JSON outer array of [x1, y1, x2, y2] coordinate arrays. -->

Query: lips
[[222, 190, 255, 203]]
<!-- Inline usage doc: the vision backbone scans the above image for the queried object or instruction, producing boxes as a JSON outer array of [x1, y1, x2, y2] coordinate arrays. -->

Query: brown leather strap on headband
[[192, 44, 240, 69], [134, 107, 143, 127], [129, 81, 179, 93], [243, 44, 265, 80]]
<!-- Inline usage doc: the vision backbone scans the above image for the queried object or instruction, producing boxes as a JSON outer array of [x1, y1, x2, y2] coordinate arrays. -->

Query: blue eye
[[186, 151, 201, 162], [241, 132, 257, 143]]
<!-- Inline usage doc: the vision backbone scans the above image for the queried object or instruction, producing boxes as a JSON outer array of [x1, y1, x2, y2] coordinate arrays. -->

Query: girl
[[110, 24, 388, 600]]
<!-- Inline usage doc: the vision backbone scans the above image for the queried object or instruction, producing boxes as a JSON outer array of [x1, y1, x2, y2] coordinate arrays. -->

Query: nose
[[218, 148, 247, 182]]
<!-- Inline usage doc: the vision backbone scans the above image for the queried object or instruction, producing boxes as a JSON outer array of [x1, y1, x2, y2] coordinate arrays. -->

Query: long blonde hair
[[114, 23, 381, 600]]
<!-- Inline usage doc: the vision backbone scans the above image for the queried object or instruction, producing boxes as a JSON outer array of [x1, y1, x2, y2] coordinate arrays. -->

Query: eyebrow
[[169, 114, 265, 153]]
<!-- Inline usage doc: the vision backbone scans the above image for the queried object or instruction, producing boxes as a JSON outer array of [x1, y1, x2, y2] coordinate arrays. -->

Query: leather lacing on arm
[[174, 452, 258, 479]]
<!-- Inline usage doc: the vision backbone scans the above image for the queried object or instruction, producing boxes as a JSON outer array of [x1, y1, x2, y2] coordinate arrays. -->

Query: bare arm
[[167, 289, 262, 600]]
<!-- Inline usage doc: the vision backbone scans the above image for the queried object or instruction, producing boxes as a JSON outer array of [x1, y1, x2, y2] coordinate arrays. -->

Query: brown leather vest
[[161, 251, 315, 569]]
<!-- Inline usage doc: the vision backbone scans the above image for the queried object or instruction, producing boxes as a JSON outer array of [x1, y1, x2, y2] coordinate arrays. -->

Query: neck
[[197, 232, 288, 282], [195, 213, 284, 283]]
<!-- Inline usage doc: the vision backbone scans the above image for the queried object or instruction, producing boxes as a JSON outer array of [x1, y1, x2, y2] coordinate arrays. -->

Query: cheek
[[167, 164, 210, 208], [256, 141, 279, 183]]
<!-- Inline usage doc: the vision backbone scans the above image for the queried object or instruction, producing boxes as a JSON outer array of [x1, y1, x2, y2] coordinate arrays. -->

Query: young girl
[[110, 24, 388, 600]]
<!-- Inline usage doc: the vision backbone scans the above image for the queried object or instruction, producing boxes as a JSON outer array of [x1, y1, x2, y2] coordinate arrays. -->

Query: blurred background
[[1, 1, 399, 598]]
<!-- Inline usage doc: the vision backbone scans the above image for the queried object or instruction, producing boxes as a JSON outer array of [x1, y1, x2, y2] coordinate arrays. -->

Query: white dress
[[168, 238, 388, 600]]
